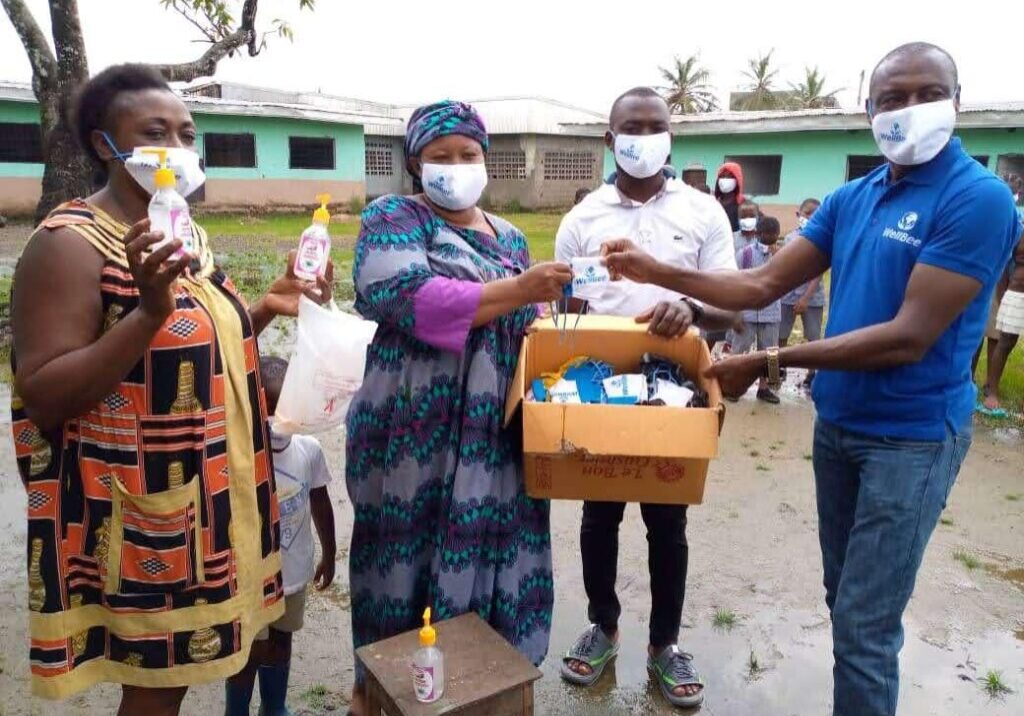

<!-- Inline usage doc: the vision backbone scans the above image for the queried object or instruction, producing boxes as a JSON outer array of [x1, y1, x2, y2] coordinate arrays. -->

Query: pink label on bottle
[[297, 233, 327, 276], [413, 665, 435, 701], [170, 208, 193, 255]]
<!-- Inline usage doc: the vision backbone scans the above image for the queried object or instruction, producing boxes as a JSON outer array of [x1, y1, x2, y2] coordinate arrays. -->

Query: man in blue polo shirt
[[600, 42, 1019, 716]]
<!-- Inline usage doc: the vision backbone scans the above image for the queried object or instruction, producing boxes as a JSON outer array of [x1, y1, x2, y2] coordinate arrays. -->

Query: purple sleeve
[[413, 276, 484, 353]]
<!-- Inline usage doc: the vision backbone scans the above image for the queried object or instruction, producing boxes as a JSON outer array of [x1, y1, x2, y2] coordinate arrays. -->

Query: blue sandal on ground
[[975, 402, 1009, 418], [648, 645, 705, 708], [560, 624, 619, 686]]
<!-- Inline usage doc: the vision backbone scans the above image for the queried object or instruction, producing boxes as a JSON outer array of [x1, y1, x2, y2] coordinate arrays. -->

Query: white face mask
[[421, 162, 488, 211], [125, 146, 206, 197], [613, 132, 671, 179], [870, 99, 956, 167], [718, 176, 738, 194], [739, 217, 758, 232], [797, 215, 809, 229]]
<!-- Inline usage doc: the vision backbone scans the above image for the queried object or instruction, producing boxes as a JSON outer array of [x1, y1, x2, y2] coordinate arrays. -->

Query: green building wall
[[192, 112, 365, 182], [672, 127, 1024, 205]]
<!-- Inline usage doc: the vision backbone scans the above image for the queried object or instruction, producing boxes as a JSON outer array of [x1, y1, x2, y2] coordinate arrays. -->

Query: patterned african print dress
[[346, 195, 553, 674], [11, 201, 283, 698]]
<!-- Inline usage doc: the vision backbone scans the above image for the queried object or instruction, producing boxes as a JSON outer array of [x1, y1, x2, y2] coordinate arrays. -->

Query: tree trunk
[[35, 84, 92, 223]]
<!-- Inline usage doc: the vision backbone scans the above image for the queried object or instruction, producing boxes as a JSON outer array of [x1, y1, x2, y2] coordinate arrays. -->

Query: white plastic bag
[[274, 296, 378, 435]]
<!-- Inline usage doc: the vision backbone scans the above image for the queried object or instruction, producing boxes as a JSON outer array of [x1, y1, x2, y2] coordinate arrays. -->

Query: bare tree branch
[[154, 0, 259, 82], [1, 0, 57, 91]]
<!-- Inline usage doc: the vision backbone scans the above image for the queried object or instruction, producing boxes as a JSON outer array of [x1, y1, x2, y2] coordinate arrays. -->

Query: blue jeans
[[813, 419, 971, 716]]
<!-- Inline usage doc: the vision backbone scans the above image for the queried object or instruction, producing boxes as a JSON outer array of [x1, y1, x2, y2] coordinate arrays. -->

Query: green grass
[[756, 463, 771, 472], [302, 684, 330, 710], [713, 608, 738, 631], [1006, 493, 1022, 502], [802, 453, 813, 461], [953, 548, 981, 570], [940, 515, 955, 526], [980, 669, 1013, 699], [748, 449, 761, 457]]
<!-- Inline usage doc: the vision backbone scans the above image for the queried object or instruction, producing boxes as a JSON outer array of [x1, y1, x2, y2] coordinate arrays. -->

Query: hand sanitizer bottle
[[145, 148, 192, 260], [294, 193, 331, 281], [412, 607, 444, 703]]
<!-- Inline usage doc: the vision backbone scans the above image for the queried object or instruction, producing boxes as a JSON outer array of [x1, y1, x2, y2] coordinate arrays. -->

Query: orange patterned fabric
[[11, 201, 283, 698]]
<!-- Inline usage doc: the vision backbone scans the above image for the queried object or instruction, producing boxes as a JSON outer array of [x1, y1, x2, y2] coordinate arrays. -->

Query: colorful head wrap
[[403, 100, 489, 175]]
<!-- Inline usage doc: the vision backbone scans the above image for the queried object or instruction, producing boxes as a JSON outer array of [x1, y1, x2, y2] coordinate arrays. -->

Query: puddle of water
[[538, 605, 1024, 715]]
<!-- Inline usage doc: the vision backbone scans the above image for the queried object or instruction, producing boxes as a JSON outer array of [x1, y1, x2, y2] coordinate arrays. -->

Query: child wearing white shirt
[[226, 356, 336, 716]]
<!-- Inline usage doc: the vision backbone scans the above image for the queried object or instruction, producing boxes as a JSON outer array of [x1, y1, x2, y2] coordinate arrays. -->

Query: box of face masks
[[503, 315, 724, 505]]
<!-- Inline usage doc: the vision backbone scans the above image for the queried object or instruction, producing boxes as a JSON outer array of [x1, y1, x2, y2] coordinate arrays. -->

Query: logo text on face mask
[[880, 122, 906, 143], [619, 144, 642, 162], [426, 176, 453, 198]]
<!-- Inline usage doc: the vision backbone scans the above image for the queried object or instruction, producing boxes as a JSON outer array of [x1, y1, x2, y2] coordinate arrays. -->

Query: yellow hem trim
[[30, 597, 283, 700]]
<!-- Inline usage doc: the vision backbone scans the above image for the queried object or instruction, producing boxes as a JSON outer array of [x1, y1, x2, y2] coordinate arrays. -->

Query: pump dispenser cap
[[313, 193, 331, 224], [142, 148, 175, 190], [419, 607, 436, 647]]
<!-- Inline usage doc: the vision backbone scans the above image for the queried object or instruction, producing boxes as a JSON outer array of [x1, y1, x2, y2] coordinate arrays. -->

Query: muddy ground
[[0, 370, 1020, 715]]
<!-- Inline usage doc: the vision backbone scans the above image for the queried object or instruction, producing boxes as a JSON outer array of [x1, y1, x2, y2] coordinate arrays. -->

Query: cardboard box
[[504, 315, 724, 505]]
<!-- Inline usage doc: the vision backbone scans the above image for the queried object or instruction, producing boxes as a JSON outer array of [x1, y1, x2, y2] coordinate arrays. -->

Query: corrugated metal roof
[[565, 102, 1024, 136]]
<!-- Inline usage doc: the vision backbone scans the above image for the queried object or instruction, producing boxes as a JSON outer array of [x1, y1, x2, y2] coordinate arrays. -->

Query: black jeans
[[580, 500, 688, 649]]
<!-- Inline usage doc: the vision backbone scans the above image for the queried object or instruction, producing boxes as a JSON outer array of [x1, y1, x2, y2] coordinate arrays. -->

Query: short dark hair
[[740, 200, 760, 213], [259, 355, 289, 395], [799, 197, 821, 212], [73, 63, 172, 166], [758, 216, 781, 235], [610, 86, 666, 120], [869, 42, 958, 97]]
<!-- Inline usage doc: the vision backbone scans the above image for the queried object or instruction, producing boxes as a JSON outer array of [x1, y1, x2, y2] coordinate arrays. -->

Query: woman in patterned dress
[[10, 64, 331, 714], [345, 101, 571, 713]]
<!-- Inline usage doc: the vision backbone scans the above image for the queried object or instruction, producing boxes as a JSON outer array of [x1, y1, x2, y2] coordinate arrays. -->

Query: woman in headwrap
[[10, 64, 330, 714], [345, 100, 570, 713]]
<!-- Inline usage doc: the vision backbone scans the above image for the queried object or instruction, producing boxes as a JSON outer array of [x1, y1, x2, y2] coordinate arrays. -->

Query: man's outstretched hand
[[601, 239, 662, 285]]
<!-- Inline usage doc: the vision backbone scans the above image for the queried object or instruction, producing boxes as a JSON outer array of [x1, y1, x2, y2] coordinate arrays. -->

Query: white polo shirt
[[555, 179, 737, 317]]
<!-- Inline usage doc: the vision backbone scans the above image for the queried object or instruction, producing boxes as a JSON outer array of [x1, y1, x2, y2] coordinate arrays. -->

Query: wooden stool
[[356, 613, 542, 716]]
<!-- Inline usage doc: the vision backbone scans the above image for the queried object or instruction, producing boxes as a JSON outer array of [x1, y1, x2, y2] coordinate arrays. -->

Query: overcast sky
[[1, 0, 1020, 113]]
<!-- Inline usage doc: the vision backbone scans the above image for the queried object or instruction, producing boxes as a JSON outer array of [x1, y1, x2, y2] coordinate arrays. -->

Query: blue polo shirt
[[802, 138, 1019, 440]]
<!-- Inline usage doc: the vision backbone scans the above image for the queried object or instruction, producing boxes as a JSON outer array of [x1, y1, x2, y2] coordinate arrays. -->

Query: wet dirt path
[[0, 373, 1020, 715]]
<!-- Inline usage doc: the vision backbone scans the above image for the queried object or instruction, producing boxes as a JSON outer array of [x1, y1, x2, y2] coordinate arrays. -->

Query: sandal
[[648, 645, 705, 708], [559, 624, 619, 687], [975, 403, 1009, 418]]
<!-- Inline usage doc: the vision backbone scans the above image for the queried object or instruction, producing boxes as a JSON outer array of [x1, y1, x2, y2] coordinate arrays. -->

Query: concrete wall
[[482, 135, 604, 210], [671, 127, 1024, 205]]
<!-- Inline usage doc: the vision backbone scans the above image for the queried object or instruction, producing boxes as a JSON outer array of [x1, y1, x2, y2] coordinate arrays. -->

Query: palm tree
[[740, 50, 782, 111], [790, 67, 842, 109], [659, 54, 719, 114]]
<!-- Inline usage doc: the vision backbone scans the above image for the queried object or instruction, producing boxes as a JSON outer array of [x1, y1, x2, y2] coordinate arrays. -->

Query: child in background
[[780, 198, 826, 389], [705, 200, 761, 354], [728, 215, 783, 403], [226, 356, 336, 716]]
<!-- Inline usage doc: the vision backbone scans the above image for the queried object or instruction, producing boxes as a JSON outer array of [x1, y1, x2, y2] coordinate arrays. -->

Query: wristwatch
[[765, 347, 782, 390], [680, 297, 705, 326]]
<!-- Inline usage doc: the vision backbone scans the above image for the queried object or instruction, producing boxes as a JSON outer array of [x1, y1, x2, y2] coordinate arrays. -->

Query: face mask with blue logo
[[613, 132, 672, 179], [869, 99, 956, 166], [421, 162, 488, 211]]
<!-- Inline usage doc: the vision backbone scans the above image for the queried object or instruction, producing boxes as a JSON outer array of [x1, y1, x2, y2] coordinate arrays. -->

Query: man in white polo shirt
[[555, 86, 737, 709]]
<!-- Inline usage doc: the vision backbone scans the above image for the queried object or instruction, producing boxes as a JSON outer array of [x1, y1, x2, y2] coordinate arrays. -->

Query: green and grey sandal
[[648, 645, 705, 708], [559, 624, 619, 687]]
